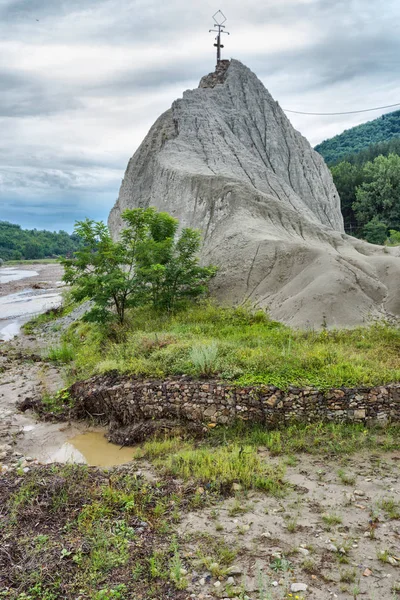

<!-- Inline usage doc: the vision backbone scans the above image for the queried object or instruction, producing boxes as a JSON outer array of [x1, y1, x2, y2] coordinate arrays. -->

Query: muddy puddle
[[48, 432, 136, 467]]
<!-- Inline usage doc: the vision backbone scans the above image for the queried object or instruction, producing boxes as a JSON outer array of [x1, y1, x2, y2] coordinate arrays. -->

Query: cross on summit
[[209, 10, 230, 64]]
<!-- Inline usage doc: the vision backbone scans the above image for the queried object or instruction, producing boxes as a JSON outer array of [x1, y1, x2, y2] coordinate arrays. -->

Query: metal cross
[[209, 10, 230, 64]]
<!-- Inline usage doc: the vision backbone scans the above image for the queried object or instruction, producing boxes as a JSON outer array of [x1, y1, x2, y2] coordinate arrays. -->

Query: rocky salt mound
[[109, 59, 400, 328]]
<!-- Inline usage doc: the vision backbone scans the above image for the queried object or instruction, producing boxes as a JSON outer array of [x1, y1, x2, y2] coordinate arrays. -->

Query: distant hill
[[0, 221, 82, 261], [315, 110, 400, 165]]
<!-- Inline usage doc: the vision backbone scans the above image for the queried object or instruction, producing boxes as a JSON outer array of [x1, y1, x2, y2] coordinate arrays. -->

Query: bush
[[189, 342, 219, 377]]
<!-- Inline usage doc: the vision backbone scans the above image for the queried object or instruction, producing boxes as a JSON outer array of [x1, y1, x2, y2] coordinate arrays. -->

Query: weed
[[377, 549, 391, 563], [157, 444, 286, 493], [228, 499, 249, 516], [169, 551, 188, 590], [380, 498, 400, 520], [45, 343, 74, 364], [301, 558, 316, 573], [189, 342, 219, 377], [270, 556, 292, 572], [337, 469, 356, 485], [285, 516, 299, 533], [322, 513, 343, 529], [340, 568, 357, 583]]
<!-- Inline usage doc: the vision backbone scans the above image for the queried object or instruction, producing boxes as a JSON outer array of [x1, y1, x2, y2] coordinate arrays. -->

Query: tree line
[[315, 110, 400, 165], [330, 139, 400, 244], [0, 221, 83, 261]]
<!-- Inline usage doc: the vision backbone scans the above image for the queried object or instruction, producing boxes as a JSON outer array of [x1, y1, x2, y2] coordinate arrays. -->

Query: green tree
[[363, 217, 388, 245], [62, 208, 217, 323], [387, 229, 400, 245], [330, 161, 363, 234], [353, 154, 400, 230]]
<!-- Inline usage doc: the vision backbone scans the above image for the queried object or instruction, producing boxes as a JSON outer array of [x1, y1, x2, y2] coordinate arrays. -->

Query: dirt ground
[[177, 452, 400, 599]]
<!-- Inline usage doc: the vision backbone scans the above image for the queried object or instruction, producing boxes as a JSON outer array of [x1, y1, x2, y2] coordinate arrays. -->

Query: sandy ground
[[0, 262, 64, 297], [178, 452, 400, 599]]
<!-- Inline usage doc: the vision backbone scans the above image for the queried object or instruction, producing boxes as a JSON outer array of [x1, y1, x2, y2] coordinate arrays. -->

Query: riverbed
[[0, 263, 64, 341], [0, 263, 136, 469]]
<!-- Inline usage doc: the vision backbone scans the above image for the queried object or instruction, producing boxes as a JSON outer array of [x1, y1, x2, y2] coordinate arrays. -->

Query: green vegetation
[[1, 422, 400, 598], [60, 302, 400, 389], [62, 208, 216, 324], [0, 465, 204, 599], [315, 110, 400, 165], [331, 153, 400, 240], [0, 221, 82, 261]]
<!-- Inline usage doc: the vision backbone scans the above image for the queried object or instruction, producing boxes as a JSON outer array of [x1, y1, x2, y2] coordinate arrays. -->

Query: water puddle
[[0, 288, 62, 341], [47, 432, 136, 467], [0, 267, 38, 284]]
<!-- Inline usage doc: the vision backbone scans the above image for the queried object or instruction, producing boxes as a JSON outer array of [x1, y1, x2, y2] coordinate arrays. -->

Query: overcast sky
[[0, 0, 399, 232]]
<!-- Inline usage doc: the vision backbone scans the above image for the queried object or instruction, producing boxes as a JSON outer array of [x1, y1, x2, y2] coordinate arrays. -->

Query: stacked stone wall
[[69, 375, 400, 427]]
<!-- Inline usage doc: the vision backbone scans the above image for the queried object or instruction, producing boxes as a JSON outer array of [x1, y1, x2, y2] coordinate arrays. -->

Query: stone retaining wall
[[69, 374, 400, 427]]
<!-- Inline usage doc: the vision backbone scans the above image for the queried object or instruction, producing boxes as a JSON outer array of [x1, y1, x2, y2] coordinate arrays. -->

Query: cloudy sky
[[0, 0, 399, 232]]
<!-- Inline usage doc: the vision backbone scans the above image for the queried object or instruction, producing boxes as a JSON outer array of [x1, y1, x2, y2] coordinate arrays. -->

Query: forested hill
[[315, 110, 400, 165], [0, 221, 82, 261]]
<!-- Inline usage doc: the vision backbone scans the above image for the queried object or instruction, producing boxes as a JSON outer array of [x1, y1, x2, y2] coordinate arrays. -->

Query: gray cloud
[[0, 0, 399, 231]]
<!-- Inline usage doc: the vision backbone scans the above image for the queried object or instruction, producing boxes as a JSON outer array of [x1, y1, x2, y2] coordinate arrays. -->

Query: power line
[[283, 102, 400, 116]]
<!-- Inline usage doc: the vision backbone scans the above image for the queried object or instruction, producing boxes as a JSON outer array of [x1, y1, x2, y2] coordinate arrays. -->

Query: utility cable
[[283, 102, 400, 116]]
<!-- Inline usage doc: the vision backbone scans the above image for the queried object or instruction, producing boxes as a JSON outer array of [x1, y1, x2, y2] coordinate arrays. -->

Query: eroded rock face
[[109, 59, 400, 328]]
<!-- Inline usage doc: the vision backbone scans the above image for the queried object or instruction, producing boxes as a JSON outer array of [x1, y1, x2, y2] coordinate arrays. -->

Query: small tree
[[363, 217, 387, 245], [62, 208, 217, 323]]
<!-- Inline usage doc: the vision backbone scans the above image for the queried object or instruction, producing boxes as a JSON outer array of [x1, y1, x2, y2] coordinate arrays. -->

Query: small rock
[[388, 556, 398, 566], [328, 543, 338, 552], [298, 547, 310, 556], [232, 483, 242, 492], [271, 581, 278, 587], [226, 577, 235, 585], [339, 547, 346, 554], [354, 489, 365, 497], [290, 583, 308, 593], [199, 578, 206, 586], [363, 568, 372, 577], [227, 566, 242, 576], [214, 581, 221, 588]]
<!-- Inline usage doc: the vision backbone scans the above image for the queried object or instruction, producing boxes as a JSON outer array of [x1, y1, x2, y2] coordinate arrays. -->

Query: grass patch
[[62, 302, 400, 389], [0, 465, 206, 599], [322, 513, 343, 529], [5, 259, 59, 265], [149, 443, 286, 494], [45, 343, 75, 364], [379, 498, 400, 520], [207, 421, 400, 455]]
